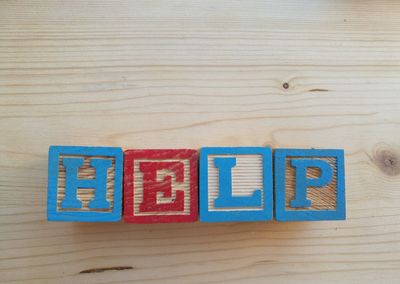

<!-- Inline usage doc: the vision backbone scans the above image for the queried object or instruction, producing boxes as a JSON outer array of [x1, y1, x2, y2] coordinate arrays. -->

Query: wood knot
[[372, 144, 400, 176], [282, 82, 289, 89]]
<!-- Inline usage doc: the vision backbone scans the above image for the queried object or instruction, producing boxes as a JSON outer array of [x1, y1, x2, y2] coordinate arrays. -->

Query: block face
[[47, 146, 123, 222], [200, 147, 273, 222], [124, 149, 198, 223], [275, 149, 345, 221]]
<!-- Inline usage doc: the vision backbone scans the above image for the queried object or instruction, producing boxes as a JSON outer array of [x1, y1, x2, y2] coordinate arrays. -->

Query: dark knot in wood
[[372, 144, 400, 176]]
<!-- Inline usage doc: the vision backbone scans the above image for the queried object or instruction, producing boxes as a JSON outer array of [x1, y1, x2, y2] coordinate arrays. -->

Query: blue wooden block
[[275, 149, 345, 221], [47, 146, 123, 222], [199, 147, 273, 222]]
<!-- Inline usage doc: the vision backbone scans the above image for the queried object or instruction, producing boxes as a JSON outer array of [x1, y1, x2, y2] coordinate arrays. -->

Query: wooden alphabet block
[[47, 146, 123, 222], [123, 149, 198, 223], [199, 147, 273, 222], [274, 149, 345, 221]]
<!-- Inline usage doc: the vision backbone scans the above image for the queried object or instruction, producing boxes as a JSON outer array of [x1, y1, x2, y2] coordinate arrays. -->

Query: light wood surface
[[1, 0, 400, 283]]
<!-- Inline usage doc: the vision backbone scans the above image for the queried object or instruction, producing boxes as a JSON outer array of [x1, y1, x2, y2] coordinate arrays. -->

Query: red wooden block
[[124, 149, 198, 223]]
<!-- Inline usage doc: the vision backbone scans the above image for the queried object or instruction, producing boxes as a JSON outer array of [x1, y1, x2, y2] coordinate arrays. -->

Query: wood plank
[[0, 0, 400, 283]]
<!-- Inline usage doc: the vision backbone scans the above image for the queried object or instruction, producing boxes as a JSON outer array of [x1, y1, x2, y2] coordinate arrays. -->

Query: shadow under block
[[47, 146, 123, 222], [123, 149, 198, 223], [274, 149, 346, 221], [199, 147, 273, 222]]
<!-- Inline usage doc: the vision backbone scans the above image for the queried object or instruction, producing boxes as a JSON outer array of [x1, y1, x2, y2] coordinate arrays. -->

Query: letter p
[[290, 159, 334, 208]]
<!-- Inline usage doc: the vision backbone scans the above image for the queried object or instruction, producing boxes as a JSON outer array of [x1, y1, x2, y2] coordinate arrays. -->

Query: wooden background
[[1, 1, 400, 283]]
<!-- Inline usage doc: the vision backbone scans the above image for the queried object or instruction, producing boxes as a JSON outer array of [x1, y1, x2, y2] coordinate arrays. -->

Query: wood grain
[[1, 0, 400, 283]]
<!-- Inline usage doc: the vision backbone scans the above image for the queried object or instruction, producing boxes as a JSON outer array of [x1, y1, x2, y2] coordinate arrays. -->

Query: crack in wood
[[79, 266, 133, 274]]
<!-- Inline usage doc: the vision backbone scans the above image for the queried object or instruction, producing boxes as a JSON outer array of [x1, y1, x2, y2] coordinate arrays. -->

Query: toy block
[[123, 149, 198, 223], [199, 147, 273, 222], [47, 146, 123, 222], [274, 149, 345, 221]]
